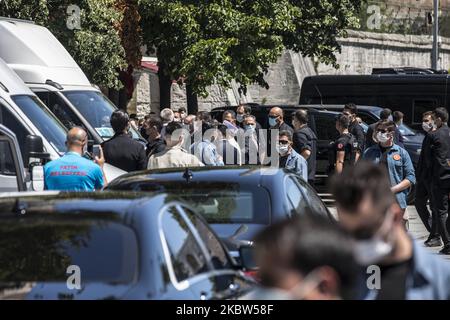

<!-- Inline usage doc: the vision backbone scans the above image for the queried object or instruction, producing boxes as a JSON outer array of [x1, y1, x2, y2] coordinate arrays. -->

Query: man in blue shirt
[[278, 130, 308, 181], [44, 127, 106, 191], [363, 120, 415, 228]]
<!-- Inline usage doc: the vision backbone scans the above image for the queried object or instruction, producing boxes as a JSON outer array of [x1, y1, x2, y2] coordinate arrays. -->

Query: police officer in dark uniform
[[330, 114, 356, 174], [292, 109, 317, 186], [429, 107, 450, 255], [343, 103, 365, 161], [101, 110, 147, 172]]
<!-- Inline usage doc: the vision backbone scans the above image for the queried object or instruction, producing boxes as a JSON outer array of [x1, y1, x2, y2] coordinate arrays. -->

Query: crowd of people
[[42, 103, 450, 261]]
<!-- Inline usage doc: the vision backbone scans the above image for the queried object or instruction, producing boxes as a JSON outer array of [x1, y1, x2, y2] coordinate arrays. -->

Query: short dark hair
[[110, 110, 129, 133], [434, 107, 449, 123], [239, 105, 252, 115], [279, 130, 293, 141], [222, 110, 236, 121], [129, 113, 138, 120], [336, 114, 351, 129], [344, 103, 357, 115], [201, 121, 214, 135], [178, 107, 187, 113], [217, 124, 228, 137], [330, 161, 395, 214], [165, 121, 183, 136], [147, 116, 163, 133], [376, 120, 396, 133], [254, 214, 358, 300], [423, 111, 434, 118], [380, 108, 392, 120], [293, 109, 308, 124], [393, 111, 404, 123]]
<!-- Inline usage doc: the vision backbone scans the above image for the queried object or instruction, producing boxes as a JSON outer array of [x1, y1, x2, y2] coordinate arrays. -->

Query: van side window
[[313, 114, 339, 141], [161, 207, 208, 282], [413, 100, 437, 124], [0, 102, 29, 162], [35, 91, 82, 129], [0, 140, 16, 176]]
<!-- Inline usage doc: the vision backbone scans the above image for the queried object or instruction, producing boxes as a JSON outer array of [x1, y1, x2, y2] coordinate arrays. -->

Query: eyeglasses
[[376, 129, 389, 133], [269, 115, 279, 119], [278, 140, 289, 145]]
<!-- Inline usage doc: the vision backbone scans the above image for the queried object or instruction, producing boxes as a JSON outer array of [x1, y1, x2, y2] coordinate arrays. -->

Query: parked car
[[299, 70, 450, 130], [0, 192, 254, 300], [106, 166, 335, 261], [299, 104, 424, 167]]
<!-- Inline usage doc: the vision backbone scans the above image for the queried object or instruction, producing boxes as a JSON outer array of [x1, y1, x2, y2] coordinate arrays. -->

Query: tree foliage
[[139, 0, 362, 97]]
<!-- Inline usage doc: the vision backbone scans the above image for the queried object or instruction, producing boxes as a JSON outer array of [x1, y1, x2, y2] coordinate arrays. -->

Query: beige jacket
[[147, 145, 204, 169]]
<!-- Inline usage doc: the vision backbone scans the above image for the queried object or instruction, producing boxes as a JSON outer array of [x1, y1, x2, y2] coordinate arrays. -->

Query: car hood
[[403, 133, 424, 146]]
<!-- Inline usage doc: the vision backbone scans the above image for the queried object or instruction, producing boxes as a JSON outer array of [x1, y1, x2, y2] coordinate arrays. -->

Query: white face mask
[[376, 132, 390, 144], [353, 212, 395, 266], [277, 144, 289, 155], [422, 122, 433, 132], [236, 114, 244, 123]]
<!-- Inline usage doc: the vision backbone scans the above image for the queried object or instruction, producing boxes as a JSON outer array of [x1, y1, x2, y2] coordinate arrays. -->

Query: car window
[[35, 91, 83, 129], [313, 114, 339, 141], [0, 101, 30, 162], [294, 176, 330, 217], [182, 207, 232, 270], [131, 182, 271, 224], [0, 140, 16, 176], [11, 95, 68, 155], [0, 217, 138, 283], [161, 207, 209, 282], [357, 112, 378, 125], [285, 177, 309, 215]]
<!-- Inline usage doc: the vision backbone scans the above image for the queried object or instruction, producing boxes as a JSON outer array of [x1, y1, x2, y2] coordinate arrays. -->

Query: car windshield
[[372, 109, 416, 136], [127, 182, 270, 224], [0, 217, 138, 284], [11, 95, 67, 154], [63, 91, 141, 140]]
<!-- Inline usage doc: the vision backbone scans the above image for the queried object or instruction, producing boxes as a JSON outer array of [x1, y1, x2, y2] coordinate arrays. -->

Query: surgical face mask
[[277, 144, 289, 155], [245, 124, 256, 132], [376, 131, 390, 144], [422, 121, 433, 132], [353, 212, 395, 265], [236, 114, 244, 123], [269, 117, 278, 127]]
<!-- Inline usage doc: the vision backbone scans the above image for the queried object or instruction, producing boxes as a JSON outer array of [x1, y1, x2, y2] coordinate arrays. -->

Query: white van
[[0, 17, 144, 146], [0, 58, 125, 192]]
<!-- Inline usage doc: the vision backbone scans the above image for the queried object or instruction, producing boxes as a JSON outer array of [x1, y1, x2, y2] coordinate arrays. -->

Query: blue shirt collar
[[65, 151, 82, 157]]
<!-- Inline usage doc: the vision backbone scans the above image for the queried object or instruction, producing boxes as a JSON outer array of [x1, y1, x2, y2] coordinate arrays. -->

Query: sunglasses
[[269, 115, 279, 119], [376, 129, 389, 133], [278, 140, 289, 145]]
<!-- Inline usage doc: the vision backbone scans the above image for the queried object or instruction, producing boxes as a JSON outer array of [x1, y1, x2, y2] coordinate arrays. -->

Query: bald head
[[66, 127, 88, 153], [269, 107, 284, 127]]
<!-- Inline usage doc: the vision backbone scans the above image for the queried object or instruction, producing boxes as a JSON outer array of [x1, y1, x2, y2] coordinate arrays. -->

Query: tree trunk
[[158, 59, 172, 110], [186, 83, 198, 115]]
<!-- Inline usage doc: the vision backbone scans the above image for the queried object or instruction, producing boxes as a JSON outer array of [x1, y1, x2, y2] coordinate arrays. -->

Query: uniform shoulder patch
[[393, 154, 401, 161], [337, 143, 344, 149]]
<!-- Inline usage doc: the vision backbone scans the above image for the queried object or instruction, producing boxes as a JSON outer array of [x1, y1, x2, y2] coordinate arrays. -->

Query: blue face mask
[[269, 117, 278, 127], [244, 124, 256, 131]]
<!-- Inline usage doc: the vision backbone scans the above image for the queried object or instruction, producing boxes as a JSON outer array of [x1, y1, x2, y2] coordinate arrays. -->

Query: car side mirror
[[25, 135, 50, 165], [31, 165, 44, 191], [239, 245, 257, 271]]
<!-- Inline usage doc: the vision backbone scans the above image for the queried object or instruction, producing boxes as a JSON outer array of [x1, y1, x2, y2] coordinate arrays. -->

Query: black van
[[299, 72, 450, 130]]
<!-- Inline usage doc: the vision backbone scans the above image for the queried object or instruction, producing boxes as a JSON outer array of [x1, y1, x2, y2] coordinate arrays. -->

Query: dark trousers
[[431, 183, 450, 245], [415, 180, 439, 237]]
